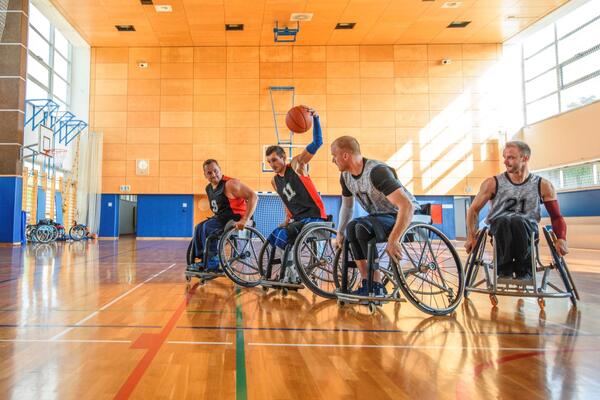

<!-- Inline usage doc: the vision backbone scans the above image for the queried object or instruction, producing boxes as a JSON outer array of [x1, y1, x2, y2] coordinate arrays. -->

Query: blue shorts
[[267, 218, 324, 249]]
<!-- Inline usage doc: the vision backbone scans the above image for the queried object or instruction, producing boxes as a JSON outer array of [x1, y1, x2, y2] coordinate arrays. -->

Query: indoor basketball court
[[1, 0, 599, 398]]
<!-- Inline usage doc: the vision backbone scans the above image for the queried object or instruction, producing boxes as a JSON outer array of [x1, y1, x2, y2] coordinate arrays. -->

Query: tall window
[[26, 4, 72, 109], [523, 0, 600, 125]]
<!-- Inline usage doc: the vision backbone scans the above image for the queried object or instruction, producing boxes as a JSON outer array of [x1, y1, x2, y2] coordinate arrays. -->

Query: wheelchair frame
[[464, 226, 580, 308], [259, 220, 337, 296], [336, 222, 465, 316], [185, 220, 265, 285]]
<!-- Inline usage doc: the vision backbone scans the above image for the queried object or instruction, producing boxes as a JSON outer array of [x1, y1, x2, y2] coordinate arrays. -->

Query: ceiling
[[48, 0, 569, 46]]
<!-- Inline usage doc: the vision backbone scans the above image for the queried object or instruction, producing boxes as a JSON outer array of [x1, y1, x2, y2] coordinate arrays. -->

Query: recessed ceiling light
[[225, 24, 244, 31], [155, 5, 172, 12], [140, 0, 153, 4], [442, 2, 461, 8], [447, 21, 471, 28], [335, 22, 356, 30], [290, 13, 313, 21], [115, 25, 136, 32]]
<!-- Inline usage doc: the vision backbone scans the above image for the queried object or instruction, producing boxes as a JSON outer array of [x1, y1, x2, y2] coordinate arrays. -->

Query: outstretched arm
[[225, 179, 258, 230], [385, 188, 415, 263], [291, 107, 322, 176], [465, 177, 496, 253]]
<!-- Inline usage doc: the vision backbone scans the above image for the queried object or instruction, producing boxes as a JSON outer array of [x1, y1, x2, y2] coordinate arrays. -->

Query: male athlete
[[331, 136, 421, 296], [465, 141, 568, 281], [265, 106, 327, 250], [188, 159, 258, 272]]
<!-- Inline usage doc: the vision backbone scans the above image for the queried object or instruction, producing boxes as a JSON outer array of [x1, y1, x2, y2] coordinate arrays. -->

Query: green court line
[[235, 287, 248, 400]]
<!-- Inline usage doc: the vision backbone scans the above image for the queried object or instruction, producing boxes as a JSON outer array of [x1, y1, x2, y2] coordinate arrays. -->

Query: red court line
[[113, 282, 199, 400], [455, 348, 600, 399]]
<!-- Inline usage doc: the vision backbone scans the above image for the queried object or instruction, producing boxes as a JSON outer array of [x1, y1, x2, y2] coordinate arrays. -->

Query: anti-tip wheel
[[368, 302, 377, 314], [489, 294, 498, 307], [537, 297, 545, 309]]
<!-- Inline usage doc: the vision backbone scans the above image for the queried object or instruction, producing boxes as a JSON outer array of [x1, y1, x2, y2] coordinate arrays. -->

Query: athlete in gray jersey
[[485, 172, 542, 226], [466, 141, 569, 280], [332, 136, 418, 296], [341, 158, 420, 215]]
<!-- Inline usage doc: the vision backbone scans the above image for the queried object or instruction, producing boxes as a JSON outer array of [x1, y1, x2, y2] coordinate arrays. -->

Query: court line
[[246, 342, 600, 351], [176, 325, 595, 337], [113, 282, 200, 400], [235, 287, 248, 400], [49, 263, 177, 341], [0, 338, 231, 345]]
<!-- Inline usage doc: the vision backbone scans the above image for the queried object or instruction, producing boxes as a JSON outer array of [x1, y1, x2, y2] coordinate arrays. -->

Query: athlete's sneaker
[[187, 262, 204, 272], [350, 279, 368, 296], [372, 282, 388, 297], [205, 256, 221, 272]]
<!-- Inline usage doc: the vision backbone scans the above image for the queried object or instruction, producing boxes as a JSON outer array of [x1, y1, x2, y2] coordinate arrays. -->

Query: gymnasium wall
[[523, 100, 600, 171], [91, 44, 504, 197]]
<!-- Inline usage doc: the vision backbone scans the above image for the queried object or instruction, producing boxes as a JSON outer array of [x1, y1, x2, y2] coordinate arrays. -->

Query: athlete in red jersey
[[265, 106, 326, 248], [189, 159, 258, 271]]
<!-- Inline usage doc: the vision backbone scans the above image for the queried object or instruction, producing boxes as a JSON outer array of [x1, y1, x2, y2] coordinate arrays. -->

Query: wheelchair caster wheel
[[261, 286, 268, 292], [489, 294, 498, 307], [282, 288, 289, 296], [185, 275, 191, 282], [337, 299, 345, 307], [368, 303, 377, 314], [537, 298, 545, 309]]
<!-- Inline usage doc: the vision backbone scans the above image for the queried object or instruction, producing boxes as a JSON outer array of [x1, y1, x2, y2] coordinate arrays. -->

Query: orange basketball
[[285, 106, 313, 134]]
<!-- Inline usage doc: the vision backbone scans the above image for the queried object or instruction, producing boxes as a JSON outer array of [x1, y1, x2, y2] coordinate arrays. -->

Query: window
[[522, 1, 600, 125], [25, 4, 72, 109], [535, 160, 600, 191]]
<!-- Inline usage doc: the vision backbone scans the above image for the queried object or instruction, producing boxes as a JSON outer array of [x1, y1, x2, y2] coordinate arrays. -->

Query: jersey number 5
[[282, 183, 296, 202]]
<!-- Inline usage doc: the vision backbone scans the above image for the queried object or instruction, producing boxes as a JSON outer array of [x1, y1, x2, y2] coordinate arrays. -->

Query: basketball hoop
[[45, 149, 68, 169]]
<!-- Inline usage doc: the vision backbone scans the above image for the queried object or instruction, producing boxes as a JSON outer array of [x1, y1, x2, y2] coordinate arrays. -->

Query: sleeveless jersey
[[274, 165, 326, 220], [206, 176, 247, 222], [485, 172, 542, 226], [341, 159, 420, 215]]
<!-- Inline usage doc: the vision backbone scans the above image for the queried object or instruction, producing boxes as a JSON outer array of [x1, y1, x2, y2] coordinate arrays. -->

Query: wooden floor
[[1, 238, 599, 399]]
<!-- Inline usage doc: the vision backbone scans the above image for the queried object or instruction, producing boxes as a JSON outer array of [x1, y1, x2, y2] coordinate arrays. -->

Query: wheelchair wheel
[[257, 240, 284, 281], [219, 226, 265, 287], [542, 228, 580, 305], [332, 247, 360, 293], [392, 223, 464, 316], [293, 225, 339, 299], [464, 228, 488, 293], [69, 224, 87, 241], [186, 239, 196, 266], [35, 224, 57, 243]]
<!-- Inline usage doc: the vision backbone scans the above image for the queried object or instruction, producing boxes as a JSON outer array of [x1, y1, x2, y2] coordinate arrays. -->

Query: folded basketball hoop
[[44, 149, 68, 169]]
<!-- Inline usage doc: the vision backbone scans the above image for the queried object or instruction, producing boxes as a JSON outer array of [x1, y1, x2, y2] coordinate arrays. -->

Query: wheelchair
[[185, 219, 266, 285], [335, 219, 465, 316], [257, 217, 339, 297], [464, 225, 580, 309]]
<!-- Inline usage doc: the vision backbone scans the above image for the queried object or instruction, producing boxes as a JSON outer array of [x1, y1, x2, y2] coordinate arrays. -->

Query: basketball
[[285, 105, 313, 133]]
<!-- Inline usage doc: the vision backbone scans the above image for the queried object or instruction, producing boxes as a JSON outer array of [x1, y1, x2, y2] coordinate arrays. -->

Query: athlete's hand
[[303, 105, 318, 118], [335, 233, 345, 249], [555, 238, 569, 257], [234, 218, 247, 230], [464, 234, 477, 254], [386, 235, 402, 264]]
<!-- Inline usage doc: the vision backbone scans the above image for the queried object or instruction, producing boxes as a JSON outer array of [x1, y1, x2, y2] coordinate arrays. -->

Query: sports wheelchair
[[464, 225, 579, 308], [185, 220, 266, 285], [257, 217, 339, 297], [335, 217, 465, 316]]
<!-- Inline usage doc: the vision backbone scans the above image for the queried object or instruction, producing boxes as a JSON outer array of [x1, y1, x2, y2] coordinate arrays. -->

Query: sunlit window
[[26, 4, 72, 108], [522, 1, 600, 125], [535, 160, 600, 191]]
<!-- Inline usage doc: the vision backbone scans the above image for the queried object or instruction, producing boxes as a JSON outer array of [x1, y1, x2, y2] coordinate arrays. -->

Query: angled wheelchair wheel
[[69, 225, 87, 241], [293, 225, 338, 299], [219, 226, 265, 287], [393, 223, 464, 316], [186, 239, 196, 266], [35, 224, 57, 243], [542, 227, 580, 305], [257, 240, 284, 281], [332, 247, 360, 293]]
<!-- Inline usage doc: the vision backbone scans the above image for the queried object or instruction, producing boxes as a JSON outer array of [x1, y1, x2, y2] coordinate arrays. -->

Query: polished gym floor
[[0, 238, 598, 399]]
